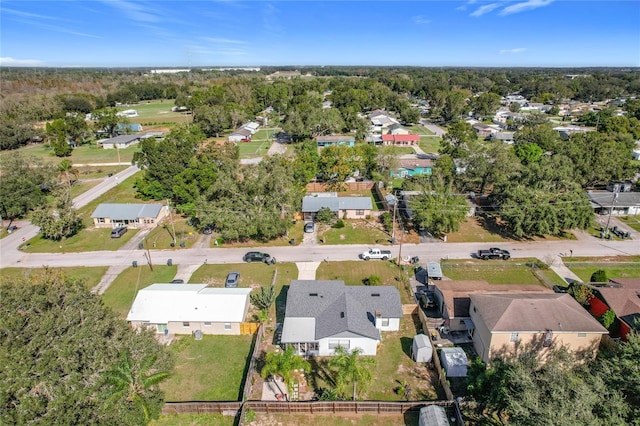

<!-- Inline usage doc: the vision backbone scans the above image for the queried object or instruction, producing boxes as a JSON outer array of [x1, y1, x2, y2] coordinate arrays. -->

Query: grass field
[[1, 143, 139, 166], [319, 220, 390, 245], [618, 216, 640, 232], [144, 216, 200, 250], [385, 146, 416, 155], [101, 265, 177, 318], [562, 256, 640, 282], [150, 413, 235, 426], [315, 260, 414, 303], [408, 124, 434, 136], [21, 227, 140, 253], [162, 334, 254, 401], [116, 100, 191, 125], [208, 221, 305, 248], [440, 258, 562, 286], [0, 266, 108, 289], [418, 137, 442, 153], [238, 140, 271, 158]]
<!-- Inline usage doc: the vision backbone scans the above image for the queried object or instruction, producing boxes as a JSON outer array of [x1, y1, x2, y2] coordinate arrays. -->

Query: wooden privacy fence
[[240, 322, 260, 335], [244, 400, 451, 415], [416, 307, 455, 401], [241, 323, 264, 402], [306, 181, 375, 192], [162, 401, 241, 415]]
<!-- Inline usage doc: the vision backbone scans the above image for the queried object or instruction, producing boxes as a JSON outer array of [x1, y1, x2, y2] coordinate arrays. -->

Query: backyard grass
[[319, 220, 390, 245], [1, 143, 140, 165], [143, 216, 199, 249], [252, 128, 277, 140], [440, 258, 559, 286], [418, 137, 441, 153], [101, 265, 177, 318], [238, 140, 271, 158], [306, 314, 437, 402], [0, 266, 108, 289], [150, 413, 235, 426], [562, 256, 640, 282], [21, 227, 140, 253], [162, 334, 255, 401]]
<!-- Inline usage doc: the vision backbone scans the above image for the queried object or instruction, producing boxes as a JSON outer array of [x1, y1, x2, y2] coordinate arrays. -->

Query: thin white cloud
[[203, 37, 247, 45], [2, 7, 67, 21], [499, 48, 527, 54], [413, 15, 431, 25], [470, 3, 501, 17], [500, 0, 555, 16], [104, 0, 161, 23], [0, 57, 45, 66], [10, 18, 103, 39]]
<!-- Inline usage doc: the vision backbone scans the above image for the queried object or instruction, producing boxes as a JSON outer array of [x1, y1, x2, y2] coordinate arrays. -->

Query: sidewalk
[[546, 256, 583, 285]]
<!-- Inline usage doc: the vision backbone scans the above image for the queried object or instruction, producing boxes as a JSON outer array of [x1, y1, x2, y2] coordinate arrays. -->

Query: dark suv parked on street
[[242, 251, 276, 264]]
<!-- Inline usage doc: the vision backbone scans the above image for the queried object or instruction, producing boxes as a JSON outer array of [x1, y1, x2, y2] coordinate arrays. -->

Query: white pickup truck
[[360, 248, 393, 261]]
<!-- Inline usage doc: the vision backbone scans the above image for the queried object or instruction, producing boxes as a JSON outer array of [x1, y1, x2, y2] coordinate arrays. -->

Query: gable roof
[[302, 195, 372, 212], [281, 280, 402, 343], [595, 286, 640, 318], [91, 203, 164, 220], [586, 191, 640, 208], [397, 158, 433, 170], [230, 128, 252, 137], [127, 284, 251, 323], [470, 293, 608, 333]]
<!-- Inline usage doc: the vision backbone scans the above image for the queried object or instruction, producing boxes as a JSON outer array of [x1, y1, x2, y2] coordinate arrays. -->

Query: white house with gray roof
[[302, 193, 373, 221], [280, 280, 402, 356], [91, 203, 168, 228]]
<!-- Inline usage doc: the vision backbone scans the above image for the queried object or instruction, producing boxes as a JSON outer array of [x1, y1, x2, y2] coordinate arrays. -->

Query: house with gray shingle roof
[[91, 203, 168, 228], [302, 193, 373, 221], [280, 280, 402, 356]]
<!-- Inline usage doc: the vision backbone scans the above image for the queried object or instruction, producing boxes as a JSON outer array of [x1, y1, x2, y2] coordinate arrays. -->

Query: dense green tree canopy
[[0, 154, 56, 221], [31, 188, 83, 240], [0, 269, 173, 425]]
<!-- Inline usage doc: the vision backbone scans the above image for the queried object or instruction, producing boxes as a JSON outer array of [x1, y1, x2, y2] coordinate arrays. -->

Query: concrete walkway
[[296, 262, 320, 280], [92, 264, 128, 294], [547, 256, 583, 285]]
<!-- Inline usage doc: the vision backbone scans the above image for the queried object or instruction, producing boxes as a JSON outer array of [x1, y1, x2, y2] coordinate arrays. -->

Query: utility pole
[[391, 200, 397, 244], [604, 187, 619, 236], [144, 239, 153, 271], [167, 200, 177, 246]]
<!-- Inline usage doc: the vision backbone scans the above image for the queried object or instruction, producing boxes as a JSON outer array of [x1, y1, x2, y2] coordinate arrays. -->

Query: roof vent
[[340, 312, 345, 318], [372, 293, 380, 297], [310, 293, 318, 297]]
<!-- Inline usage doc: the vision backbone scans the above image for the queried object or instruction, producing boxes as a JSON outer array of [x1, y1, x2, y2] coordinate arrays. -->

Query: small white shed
[[412, 334, 433, 363], [440, 347, 468, 377]]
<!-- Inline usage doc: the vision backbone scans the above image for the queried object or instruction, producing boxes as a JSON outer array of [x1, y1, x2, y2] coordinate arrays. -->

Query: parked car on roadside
[[243, 251, 276, 264], [6, 225, 18, 233], [170, 279, 184, 284], [225, 271, 240, 288]]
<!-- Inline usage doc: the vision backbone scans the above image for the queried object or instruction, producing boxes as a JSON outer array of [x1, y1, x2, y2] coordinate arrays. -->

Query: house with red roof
[[588, 278, 640, 341], [381, 134, 420, 146]]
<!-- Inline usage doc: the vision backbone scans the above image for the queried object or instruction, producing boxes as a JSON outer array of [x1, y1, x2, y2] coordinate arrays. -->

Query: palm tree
[[261, 346, 310, 395], [328, 346, 375, 401], [103, 349, 170, 422], [58, 159, 79, 187]]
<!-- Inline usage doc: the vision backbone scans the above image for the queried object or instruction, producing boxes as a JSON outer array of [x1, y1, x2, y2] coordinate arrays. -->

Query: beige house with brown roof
[[433, 280, 552, 334], [469, 293, 608, 364]]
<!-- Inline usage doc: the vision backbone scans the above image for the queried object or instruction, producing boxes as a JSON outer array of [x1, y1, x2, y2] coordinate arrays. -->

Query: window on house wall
[[224, 323, 231, 330], [328, 340, 350, 349], [356, 210, 364, 215], [183, 322, 190, 327], [204, 322, 211, 327], [510, 332, 519, 343], [382, 318, 390, 327], [577, 332, 586, 338]]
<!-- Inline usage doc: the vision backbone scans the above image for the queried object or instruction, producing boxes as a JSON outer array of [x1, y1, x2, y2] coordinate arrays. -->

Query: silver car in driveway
[[225, 271, 240, 288]]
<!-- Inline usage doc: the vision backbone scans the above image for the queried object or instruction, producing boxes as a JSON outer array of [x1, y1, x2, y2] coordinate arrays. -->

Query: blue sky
[[1, 1, 639, 67]]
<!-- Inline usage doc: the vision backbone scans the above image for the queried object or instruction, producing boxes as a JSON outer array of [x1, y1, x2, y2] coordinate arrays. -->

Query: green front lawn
[[21, 227, 140, 253], [101, 265, 177, 318], [162, 334, 254, 401], [408, 124, 434, 135], [143, 216, 199, 250], [319, 220, 390, 245], [315, 260, 413, 303], [0, 266, 108, 289], [384, 146, 416, 155], [1, 143, 139, 166], [188, 262, 298, 289], [562, 256, 640, 282], [441, 259, 557, 286], [618, 216, 640, 232]]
